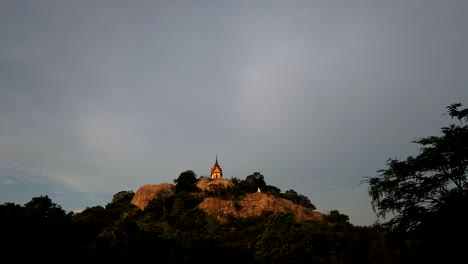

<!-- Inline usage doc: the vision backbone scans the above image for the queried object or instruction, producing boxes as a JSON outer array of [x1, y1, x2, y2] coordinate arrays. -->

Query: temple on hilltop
[[211, 155, 223, 179]]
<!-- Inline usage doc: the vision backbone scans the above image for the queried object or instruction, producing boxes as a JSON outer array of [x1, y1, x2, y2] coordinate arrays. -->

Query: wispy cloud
[[2, 178, 17, 185]]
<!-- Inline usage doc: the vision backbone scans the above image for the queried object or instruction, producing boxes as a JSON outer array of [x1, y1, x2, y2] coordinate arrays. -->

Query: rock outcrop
[[131, 183, 175, 210], [198, 192, 323, 222], [131, 179, 323, 222], [196, 178, 234, 191]]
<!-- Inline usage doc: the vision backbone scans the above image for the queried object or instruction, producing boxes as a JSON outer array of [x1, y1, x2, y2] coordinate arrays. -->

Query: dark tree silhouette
[[174, 170, 199, 193], [24, 195, 67, 224], [365, 103, 468, 231], [283, 189, 316, 210], [365, 103, 468, 263], [244, 172, 267, 192]]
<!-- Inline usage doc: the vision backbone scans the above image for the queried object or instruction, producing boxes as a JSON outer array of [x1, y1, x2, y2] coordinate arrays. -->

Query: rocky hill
[[131, 179, 323, 222], [199, 192, 323, 222], [131, 183, 175, 210]]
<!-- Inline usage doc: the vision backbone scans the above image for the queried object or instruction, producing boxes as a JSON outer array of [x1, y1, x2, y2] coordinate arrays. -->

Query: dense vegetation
[[0, 188, 386, 263], [1, 103, 466, 263]]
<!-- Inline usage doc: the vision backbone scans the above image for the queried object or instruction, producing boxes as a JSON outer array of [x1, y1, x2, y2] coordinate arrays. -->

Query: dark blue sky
[[1, 0, 467, 225]]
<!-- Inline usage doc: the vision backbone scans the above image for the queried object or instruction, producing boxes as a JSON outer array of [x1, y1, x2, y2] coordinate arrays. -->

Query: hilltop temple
[[211, 155, 223, 179]]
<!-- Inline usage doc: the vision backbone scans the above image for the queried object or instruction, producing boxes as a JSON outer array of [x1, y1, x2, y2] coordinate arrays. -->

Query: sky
[[1, 0, 467, 226]]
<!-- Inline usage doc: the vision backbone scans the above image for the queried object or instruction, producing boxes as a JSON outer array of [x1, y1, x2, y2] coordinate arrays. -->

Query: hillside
[[131, 178, 323, 221]]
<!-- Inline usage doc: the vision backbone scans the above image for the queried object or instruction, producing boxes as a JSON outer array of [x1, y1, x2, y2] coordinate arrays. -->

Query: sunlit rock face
[[198, 192, 324, 223], [132, 180, 323, 223], [196, 178, 234, 191], [131, 183, 175, 210]]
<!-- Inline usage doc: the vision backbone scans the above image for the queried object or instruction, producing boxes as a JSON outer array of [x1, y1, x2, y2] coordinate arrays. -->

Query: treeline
[[1, 174, 417, 263]]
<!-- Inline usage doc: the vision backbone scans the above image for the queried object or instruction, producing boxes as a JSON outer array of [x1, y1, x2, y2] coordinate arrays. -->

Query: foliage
[[144, 189, 175, 220], [365, 103, 468, 263], [282, 189, 317, 210], [265, 185, 281, 195], [254, 212, 317, 263], [111, 190, 135, 204], [206, 183, 231, 199], [1, 196, 73, 260], [23, 195, 67, 224], [174, 170, 200, 193], [365, 103, 468, 232], [225, 172, 268, 197], [245, 172, 267, 192], [2, 160, 445, 262], [0, 193, 412, 263], [226, 173, 316, 212]]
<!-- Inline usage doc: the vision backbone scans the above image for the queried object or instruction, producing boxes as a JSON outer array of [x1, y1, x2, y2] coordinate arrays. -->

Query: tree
[[244, 172, 267, 193], [111, 190, 135, 204], [282, 189, 317, 211], [365, 103, 468, 231], [265, 185, 281, 195], [21, 195, 72, 259], [254, 212, 300, 263], [24, 195, 67, 224], [145, 189, 175, 217], [174, 170, 199, 193], [365, 103, 468, 262], [105, 190, 137, 220]]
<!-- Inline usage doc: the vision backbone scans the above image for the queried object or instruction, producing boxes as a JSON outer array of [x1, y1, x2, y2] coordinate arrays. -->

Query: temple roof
[[211, 154, 223, 175]]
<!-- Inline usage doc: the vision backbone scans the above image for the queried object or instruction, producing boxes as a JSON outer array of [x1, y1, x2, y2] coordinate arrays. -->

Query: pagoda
[[211, 155, 223, 180]]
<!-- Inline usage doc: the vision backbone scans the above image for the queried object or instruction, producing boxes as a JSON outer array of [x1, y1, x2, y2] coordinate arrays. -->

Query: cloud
[[2, 178, 17, 185]]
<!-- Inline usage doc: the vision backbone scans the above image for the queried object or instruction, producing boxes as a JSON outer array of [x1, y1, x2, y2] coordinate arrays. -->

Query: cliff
[[198, 192, 323, 222]]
